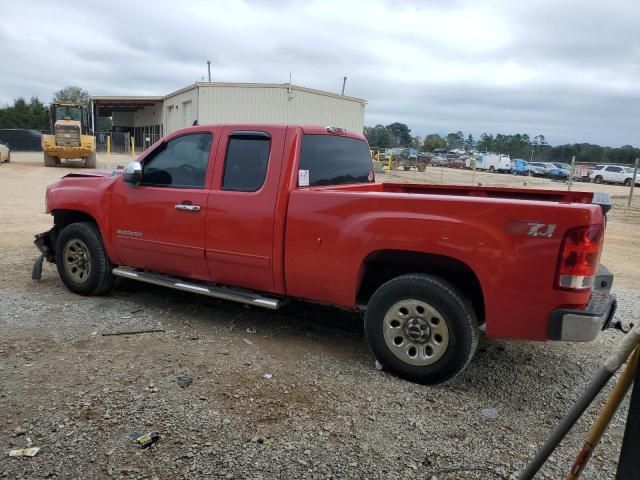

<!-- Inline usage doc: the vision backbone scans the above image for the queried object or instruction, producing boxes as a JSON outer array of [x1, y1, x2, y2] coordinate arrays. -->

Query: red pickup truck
[[33, 124, 617, 383]]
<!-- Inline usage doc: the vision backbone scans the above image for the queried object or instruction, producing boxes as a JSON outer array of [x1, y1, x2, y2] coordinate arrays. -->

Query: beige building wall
[[194, 83, 365, 133], [163, 87, 199, 133]]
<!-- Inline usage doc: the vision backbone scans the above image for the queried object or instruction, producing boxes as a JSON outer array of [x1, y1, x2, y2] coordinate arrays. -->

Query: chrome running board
[[112, 266, 282, 310]]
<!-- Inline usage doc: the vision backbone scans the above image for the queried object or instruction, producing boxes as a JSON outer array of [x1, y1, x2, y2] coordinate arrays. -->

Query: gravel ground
[[1, 155, 639, 479]]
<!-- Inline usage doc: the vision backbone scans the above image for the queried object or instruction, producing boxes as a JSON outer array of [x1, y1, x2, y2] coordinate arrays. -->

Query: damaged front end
[[32, 229, 56, 280]]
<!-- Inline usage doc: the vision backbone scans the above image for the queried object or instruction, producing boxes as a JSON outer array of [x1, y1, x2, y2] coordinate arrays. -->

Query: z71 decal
[[506, 220, 557, 238]]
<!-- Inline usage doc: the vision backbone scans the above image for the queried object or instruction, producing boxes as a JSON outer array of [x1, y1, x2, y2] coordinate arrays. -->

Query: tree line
[[364, 123, 640, 164], [0, 86, 111, 131]]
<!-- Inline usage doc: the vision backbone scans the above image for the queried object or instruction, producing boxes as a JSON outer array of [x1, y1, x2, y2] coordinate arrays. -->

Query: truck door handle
[[175, 203, 201, 212]]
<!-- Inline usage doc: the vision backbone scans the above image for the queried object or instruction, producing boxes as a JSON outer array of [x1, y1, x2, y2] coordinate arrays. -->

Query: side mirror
[[123, 161, 142, 184]]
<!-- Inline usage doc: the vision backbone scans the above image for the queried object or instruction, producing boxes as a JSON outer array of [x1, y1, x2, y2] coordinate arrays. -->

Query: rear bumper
[[548, 265, 617, 342], [45, 146, 94, 159]]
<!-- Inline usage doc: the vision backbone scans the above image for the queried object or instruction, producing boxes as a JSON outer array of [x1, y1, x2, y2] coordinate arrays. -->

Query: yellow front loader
[[42, 103, 96, 167]]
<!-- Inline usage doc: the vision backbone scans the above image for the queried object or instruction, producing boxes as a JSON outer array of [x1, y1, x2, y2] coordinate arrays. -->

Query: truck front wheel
[[55, 222, 114, 295], [85, 152, 97, 168], [44, 153, 59, 167], [365, 274, 478, 384]]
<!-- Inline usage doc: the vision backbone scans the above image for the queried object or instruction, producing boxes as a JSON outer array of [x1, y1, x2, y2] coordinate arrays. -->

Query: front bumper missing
[[548, 265, 617, 342], [32, 229, 55, 280]]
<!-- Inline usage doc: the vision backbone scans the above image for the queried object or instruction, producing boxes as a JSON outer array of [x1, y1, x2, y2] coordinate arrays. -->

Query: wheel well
[[357, 250, 485, 324], [51, 210, 98, 246]]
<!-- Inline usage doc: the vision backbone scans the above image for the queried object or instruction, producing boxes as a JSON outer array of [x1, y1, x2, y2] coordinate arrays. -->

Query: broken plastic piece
[[9, 447, 40, 457]]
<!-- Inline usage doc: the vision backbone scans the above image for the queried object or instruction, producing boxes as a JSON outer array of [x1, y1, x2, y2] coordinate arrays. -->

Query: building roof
[[92, 82, 367, 108]]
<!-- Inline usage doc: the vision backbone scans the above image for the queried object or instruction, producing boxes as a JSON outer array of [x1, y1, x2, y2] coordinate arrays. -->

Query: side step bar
[[112, 266, 283, 310]]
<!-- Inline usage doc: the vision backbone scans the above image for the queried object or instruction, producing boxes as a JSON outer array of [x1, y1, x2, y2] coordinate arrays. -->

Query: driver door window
[[141, 133, 212, 188]]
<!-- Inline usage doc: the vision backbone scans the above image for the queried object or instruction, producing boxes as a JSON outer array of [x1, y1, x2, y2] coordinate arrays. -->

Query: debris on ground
[[176, 374, 193, 388], [243, 338, 254, 345], [128, 432, 161, 449], [246, 327, 257, 334], [102, 329, 165, 336], [482, 408, 499, 419], [262, 373, 273, 379], [9, 447, 40, 457]]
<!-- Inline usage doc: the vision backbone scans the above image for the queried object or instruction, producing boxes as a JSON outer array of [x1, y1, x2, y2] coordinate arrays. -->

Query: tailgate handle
[[175, 203, 201, 212]]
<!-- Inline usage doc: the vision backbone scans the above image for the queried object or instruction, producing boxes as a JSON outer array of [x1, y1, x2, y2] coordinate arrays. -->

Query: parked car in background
[[416, 152, 432, 172], [476, 153, 511, 173], [431, 155, 447, 166], [547, 163, 571, 180], [390, 147, 418, 171], [590, 165, 640, 186], [529, 162, 555, 177], [0, 141, 10, 163], [446, 158, 466, 169], [510, 159, 529, 175]]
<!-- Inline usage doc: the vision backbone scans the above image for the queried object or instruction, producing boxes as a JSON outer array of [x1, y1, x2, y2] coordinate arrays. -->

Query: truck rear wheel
[[417, 162, 426, 172], [365, 273, 478, 384], [44, 153, 59, 167], [55, 222, 114, 296], [85, 152, 97, 168]]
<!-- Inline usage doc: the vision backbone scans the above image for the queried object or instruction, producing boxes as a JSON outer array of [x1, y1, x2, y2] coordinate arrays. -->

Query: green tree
[[53, 86, 90, 107], [446, 132, 464, 150], [465, 134, 475, 150], [0, 96, 50, 130], [423, 133, 447, 151], [385, 122, 412, 147], [364, 124, 392, 148]]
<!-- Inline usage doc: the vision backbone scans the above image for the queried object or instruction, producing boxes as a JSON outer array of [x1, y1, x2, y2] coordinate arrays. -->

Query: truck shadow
[[111, 278, 606, 407]]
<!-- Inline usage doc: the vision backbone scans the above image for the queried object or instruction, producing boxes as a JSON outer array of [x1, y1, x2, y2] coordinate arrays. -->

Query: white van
[[475, 153, 511, 173]]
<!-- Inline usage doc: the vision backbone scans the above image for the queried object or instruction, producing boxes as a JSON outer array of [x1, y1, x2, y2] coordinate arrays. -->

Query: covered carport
[[91, 96, 164, 152]]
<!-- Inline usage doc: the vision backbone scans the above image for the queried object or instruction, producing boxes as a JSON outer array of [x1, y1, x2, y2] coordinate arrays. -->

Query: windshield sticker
[[298, 169, 310, 187]]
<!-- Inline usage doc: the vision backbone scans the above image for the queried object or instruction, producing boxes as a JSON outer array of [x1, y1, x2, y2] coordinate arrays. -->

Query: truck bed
[[319, 182, 595, 204]]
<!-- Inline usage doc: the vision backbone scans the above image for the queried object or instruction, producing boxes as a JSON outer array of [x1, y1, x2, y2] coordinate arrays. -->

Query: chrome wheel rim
[[63, 239, 92, 284], [383, 299, 449, 366]]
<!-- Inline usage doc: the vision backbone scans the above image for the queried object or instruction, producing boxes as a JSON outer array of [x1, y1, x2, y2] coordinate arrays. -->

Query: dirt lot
[[1, 153, 639, 479]]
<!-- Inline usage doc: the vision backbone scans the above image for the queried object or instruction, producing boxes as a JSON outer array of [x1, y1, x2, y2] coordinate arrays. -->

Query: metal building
[[91, 82, 366, 150]]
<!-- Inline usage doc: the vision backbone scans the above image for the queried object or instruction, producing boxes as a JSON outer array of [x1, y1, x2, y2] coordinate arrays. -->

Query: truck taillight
[[556, 224, 603, 290]]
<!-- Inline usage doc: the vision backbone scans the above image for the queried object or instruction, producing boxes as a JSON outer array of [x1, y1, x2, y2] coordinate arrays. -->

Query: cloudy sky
[[1, 0, 638, 146]]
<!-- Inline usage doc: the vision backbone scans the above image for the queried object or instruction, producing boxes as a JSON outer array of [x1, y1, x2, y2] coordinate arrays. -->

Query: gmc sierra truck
[[33, 124, 617, 383]]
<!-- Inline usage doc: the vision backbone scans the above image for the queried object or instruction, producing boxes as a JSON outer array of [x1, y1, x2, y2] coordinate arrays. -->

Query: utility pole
[[207, 60, 212, 82], [341, 76, 347, 96]]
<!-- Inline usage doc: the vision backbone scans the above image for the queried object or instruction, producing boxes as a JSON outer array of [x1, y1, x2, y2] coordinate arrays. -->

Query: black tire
[[624, 178, 632, 187], [417, 163, 426, 172], [55, 222, 114, 295], [594, 175, 603, 184], [44, 153, 59, 167], [85, 151, 97, 168], [489, 165, 495, 172], [365, 273, 479, 384], [403, 166, 410, 171]]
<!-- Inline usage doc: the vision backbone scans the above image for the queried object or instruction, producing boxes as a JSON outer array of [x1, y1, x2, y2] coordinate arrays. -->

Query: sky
[[1, 0, 638, 146]]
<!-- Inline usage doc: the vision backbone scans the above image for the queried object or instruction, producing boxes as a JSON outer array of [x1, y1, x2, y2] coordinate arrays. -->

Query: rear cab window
[[298, 134, 374, 187]]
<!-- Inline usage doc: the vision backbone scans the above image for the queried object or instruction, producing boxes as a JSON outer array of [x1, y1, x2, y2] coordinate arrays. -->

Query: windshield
[[55, 106, 82, 121]]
